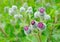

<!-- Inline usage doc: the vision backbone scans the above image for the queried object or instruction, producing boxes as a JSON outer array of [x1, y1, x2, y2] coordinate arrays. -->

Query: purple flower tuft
[[31, 20, 35, 25], [24, 26, 29, 31], [37, 22, 44, 28], [39, 8, 45, 13]]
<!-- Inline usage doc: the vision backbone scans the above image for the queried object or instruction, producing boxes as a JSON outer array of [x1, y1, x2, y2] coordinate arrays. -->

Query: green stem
[[47, 23, 53, 42], [55, 15, 57, 23], [0, 28, 8, 37], [31, 30, 40, 42], [38, 30, 42, 42]]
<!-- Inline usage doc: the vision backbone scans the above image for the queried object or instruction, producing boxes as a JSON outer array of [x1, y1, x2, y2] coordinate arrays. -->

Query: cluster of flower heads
[[4, 5, 23, 19], [24, 20, 46, 35], [4, 2, 51, 35], [4, 2, 33, 19], [24, 7, 51, 35], [34, 7, 51, 20], [20, 3, 33, 14], [4, 3, 33, 25]]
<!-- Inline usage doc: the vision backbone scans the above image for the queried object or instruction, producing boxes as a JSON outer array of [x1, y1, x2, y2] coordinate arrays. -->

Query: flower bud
[[24, 26, 29, 31], [12, 5, 17, 11], [30, 20, 38, 30], [20, 7, 25, 12], [34, 11, 40, 18], [9, 8, 15, 16], [22, 2, 28, 8], [44, 14, 51, 20], [39, 7, 45, 16], [24, 26, 31, 35], [26, 7, 33, 14], [31, 20, 35, 25]]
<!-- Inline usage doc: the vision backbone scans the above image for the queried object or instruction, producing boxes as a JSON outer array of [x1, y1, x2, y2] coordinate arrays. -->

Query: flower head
[[39, 7, 45, 16], [31, 20, 35, 25], [26, 7, 33, 14], [37, 22, 44, 28], [20, 7, 25, 12], [24, 26, 31, 35], [30, 20, 38, 30], [22, 2, 28, 8], [24, 26, 29, 31], [12, 5, 17, 10], [44, 14, 51, 20], [39, 8, 45, 13], [9, 8, 15, 16], [37, 22, 46, 30], [34, 11, 40, 18]]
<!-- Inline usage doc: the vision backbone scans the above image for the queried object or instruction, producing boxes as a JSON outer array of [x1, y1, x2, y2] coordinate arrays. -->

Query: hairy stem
[[0, 28, 8, 37], [38, 30, 42, 42]]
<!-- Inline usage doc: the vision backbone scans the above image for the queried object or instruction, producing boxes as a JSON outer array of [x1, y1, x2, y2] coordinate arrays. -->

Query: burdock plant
[[0, 0, 60, 42]]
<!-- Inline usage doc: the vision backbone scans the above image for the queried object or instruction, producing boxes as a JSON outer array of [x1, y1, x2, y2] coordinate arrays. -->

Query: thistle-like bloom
[[20, 7, 25, 13], [24, 26, 31, 35], [9, 8, 15, 16], [39, 8, 45, 13], [34, 11, 40, 18], [37, 22, 46, 30], [31, 20, 38, 26], [44, 14, 51, 20], [39, 7, 45, 16], [30, 20, 38, 30], [9, 8, 13, 15], [31, 20, 35, 25], [9, 5, 17, 15], [24, 26, 29, 31], [26, 7, 33, 14], [12, 5, 17, 11], [22, 2, 28, 9]]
